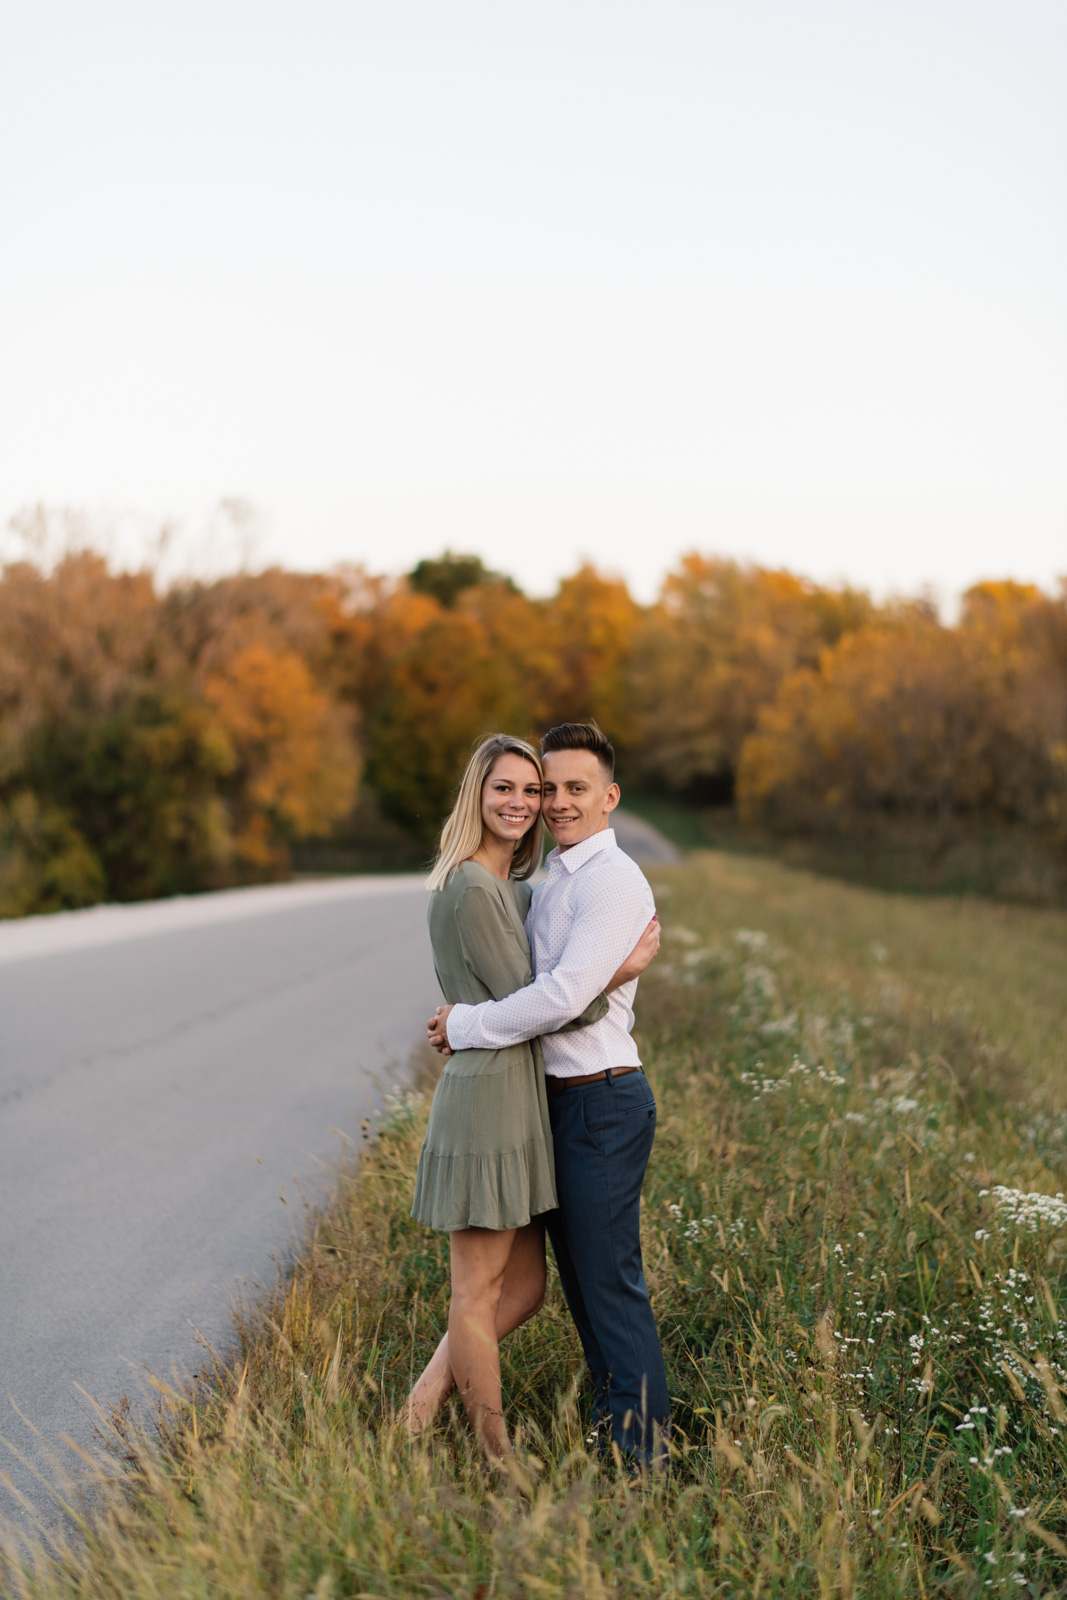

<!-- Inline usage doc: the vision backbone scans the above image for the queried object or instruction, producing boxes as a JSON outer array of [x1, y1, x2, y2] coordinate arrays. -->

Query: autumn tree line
[[1, 539, 1065, 917]]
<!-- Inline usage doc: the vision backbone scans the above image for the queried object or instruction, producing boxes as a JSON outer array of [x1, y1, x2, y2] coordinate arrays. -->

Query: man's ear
[[604, 782, 621, 814]]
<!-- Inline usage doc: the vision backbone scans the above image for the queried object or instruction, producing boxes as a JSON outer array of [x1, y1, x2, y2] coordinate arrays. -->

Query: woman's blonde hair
[[427, 734, 544, 892]]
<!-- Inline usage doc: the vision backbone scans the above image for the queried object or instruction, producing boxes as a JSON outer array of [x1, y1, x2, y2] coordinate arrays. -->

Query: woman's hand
[[605, 916, 660, 994], [427, 1003, 455, 1055]]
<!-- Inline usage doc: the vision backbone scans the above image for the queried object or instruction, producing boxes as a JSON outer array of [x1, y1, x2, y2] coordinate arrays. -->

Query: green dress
[[411, 860, 607, 1233]]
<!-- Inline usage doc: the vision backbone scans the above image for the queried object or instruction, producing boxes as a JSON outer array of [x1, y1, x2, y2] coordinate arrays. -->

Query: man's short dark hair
[[540, 721, 615, 782]]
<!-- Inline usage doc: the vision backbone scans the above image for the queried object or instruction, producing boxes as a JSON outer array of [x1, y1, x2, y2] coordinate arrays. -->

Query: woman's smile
[[474, 751, 545, 873]]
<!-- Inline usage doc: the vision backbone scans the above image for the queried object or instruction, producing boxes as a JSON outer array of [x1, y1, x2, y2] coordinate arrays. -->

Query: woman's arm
[[553, 991, 609, 1033], [605, 916, 659, 992], [452, 884, 534, 1001], [425, 883, 533, 1057]]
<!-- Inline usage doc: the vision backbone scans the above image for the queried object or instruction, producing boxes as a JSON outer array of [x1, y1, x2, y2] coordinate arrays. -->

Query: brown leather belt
[[547, 1067, 641, 1094]]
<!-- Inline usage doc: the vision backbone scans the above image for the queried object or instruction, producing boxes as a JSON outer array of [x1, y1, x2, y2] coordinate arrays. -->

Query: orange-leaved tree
[[351, 561, 642, 842], [629, 555, 872, 799], [203, 642, 358, 875], [536, 566, 643, 742], [0, 549, 360, 911], [362, 601, 531, 843], [736, 609, 1063, 862]]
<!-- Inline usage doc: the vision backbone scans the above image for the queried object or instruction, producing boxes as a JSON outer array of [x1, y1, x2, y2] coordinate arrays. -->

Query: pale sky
[[1, 1, 1064, 603]]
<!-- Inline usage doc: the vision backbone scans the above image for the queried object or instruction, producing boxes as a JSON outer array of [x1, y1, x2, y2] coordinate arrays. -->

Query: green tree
[[0, 791, 105, 916], [408, 552, 505, 610], [28, 691, 236, 901]]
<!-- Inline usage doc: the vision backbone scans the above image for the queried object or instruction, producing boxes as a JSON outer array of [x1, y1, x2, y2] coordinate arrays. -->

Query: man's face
[[542, 748, 620, 850]]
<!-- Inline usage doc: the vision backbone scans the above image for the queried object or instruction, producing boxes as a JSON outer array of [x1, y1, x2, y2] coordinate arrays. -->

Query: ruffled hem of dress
[[410, 1134, 557, 1233]]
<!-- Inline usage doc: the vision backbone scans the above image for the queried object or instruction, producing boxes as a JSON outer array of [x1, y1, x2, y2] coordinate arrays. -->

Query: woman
[[404, 733, 657, 1458]]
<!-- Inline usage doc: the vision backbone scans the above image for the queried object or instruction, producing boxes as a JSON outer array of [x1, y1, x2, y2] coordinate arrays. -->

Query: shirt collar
[[545, 827, 618, 875]]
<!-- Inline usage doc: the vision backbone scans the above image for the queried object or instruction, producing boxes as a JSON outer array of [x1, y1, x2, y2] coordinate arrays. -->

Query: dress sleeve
[[555, 992, 610, 1032], [454, 884, 533, 1002]]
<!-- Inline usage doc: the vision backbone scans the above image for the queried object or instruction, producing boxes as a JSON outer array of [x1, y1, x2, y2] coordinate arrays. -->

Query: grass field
[[620, 793, 1067, 910], [4, 850, 1067, 1598]]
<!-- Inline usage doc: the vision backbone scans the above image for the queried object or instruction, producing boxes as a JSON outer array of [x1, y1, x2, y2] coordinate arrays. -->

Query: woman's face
[[481, 753, 542, 847]]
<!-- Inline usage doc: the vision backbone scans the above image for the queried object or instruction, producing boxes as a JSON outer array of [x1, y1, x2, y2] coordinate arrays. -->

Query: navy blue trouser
[[545, 1069, 670, 1464]]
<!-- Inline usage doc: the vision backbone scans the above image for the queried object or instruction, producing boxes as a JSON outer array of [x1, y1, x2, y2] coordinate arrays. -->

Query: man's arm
[[445, 866, 654, 1052], [541, 915, 660, 1031]]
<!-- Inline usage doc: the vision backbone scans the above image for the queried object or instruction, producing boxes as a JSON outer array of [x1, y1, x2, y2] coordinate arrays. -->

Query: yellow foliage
[[362, 604, 528, 841], [629, 555, 872, 793], [0, 555, 361, 907], [536, 565, 643, 739], [205, 644, 359, 870], [737, 614, 1066, 847], [3, 527, 1066, 912]]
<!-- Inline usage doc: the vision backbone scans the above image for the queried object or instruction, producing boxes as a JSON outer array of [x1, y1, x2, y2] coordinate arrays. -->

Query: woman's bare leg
[[446, 1226, 514, 1457], [403, 1219, 546, 1442]]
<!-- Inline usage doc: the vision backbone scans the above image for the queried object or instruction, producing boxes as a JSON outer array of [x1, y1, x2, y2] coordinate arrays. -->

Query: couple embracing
[[402, 721, 670, 1468]]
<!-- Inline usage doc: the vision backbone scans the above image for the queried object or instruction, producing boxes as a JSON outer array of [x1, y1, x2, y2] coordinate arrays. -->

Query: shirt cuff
[[445, 1003, 474, 1049]]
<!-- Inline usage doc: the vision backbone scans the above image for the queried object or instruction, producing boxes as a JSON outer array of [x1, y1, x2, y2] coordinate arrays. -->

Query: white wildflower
[[760, 1012, 798, 1037], [986, 1187, 1067, 1233]]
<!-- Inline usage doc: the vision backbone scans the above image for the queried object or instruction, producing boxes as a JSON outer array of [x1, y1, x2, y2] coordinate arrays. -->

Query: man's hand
[[605, 916, 660, 994], [427, 1003, 455, 1055]]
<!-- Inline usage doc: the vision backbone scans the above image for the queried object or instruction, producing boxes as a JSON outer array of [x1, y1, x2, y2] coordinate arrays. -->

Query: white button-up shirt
[[444, 828, 656, 1077]]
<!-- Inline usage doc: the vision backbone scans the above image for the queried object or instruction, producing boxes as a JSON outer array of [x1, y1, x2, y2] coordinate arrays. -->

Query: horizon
[[3, 506, 1064, 618]]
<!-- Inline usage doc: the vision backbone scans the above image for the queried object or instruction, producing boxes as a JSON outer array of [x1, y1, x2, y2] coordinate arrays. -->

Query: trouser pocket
[[578, 1078, 656, 1158]]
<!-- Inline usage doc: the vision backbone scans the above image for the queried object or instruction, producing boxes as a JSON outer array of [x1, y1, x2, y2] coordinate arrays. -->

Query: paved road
[[609, 809, 681, 865], [0, 876, 436, 1521]]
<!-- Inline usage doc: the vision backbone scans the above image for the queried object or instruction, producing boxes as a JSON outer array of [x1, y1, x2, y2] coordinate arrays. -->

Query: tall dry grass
[[4, 850, 1067, 1597]]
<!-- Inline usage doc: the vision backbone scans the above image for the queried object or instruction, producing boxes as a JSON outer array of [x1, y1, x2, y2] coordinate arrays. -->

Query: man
[[428, 721, 670, 1465]]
